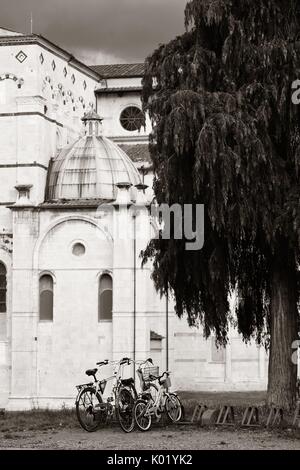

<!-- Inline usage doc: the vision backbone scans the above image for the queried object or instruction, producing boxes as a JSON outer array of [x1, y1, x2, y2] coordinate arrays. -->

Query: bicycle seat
[[121, 377, 134, 386], [85, 368, 98, 377]]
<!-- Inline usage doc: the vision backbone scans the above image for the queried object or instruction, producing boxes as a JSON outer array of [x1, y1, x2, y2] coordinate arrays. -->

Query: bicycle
[[134, 358, 159, 404], [134, 369, 183, 431], [75, 357, 136, 433]]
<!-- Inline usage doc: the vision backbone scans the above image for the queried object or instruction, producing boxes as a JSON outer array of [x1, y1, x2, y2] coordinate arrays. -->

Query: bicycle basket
[[99, 380, 107, 394], [161, 376, 171, 389], [142, 366, 159, 381]]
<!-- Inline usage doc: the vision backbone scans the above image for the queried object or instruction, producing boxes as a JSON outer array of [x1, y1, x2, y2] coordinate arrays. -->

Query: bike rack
[[216, 405, 235, 426], [266, 407, 284, 428], [242, 406, 260, 427], [191, 404, 208, 424], [174, 403, 300, 429]]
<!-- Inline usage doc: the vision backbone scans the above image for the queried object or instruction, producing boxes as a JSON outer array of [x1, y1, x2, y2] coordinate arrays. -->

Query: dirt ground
[[0, 392, 299, 450], [0, 424, 299, 450]]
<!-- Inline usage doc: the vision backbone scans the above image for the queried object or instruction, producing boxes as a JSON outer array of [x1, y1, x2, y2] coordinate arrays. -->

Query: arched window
[[98, 274, 112, 321], [39, 274, 53, 321], [0, 262, 7, 313]]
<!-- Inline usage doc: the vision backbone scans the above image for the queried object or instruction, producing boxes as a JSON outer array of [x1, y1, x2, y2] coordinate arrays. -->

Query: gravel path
[[0, 425, 299, 450]]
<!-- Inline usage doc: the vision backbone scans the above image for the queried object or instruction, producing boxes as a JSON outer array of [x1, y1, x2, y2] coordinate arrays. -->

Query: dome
[[45, 111, 142, 201]]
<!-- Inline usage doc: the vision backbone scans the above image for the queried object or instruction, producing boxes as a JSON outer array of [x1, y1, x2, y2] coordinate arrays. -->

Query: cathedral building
[[0, 27, 270, 410]]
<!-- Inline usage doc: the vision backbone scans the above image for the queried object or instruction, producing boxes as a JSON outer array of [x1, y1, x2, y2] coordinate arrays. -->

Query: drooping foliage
[[142, 0, 300, 345]]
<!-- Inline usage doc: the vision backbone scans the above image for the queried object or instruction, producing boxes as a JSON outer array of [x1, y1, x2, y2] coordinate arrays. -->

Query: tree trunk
[[267, 252, 298, 410]]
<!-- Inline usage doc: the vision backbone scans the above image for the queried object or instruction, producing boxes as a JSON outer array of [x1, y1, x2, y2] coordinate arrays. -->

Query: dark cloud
[[0, 0, 186, 64]]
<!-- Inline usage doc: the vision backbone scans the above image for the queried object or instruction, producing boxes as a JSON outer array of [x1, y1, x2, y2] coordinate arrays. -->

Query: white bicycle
[[134, 368, 183, 431]]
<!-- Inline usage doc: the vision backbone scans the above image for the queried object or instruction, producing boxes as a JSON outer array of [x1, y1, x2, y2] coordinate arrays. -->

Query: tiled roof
[[120, 144, 151, 163], [96, 86, 142, 94], [81, 110, 103, 121], [91, 63, 145, 78]]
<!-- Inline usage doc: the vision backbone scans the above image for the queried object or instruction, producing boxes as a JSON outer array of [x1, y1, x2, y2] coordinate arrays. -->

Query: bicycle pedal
[[95, 403, 107, 411]]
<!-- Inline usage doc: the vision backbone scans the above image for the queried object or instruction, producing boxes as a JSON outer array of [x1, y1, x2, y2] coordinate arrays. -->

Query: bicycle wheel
[[76, 387, 104, 432], [165, 393, 183, 423], [116, 387, 135, 433], [134, 398, 152, 431]]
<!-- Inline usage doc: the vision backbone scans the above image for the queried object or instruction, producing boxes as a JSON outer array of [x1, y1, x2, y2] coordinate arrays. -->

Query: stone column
[[8, 190, 39, 410]]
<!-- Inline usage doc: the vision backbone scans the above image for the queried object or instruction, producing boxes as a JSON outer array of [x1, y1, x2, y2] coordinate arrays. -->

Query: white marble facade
[[0, 27, 269, 410]]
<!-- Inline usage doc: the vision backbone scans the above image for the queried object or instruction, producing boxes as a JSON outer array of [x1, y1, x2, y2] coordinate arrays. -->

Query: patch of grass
[[0, 392, 298, 441], [0, 407, 78, 433], [3, 433, 22, 440]]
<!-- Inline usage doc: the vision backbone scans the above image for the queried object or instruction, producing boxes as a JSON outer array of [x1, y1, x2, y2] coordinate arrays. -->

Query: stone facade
[[0, 28, 271, 410]]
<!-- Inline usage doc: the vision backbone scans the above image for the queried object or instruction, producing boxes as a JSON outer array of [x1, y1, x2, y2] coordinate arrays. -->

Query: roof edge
[[0, 26, 24, 36], [0, 33, 101, 81]]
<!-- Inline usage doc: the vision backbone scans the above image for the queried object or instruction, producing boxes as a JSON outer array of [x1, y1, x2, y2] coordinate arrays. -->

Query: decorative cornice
[[0, 162, 48, 170], [0, 111, 63, 127]]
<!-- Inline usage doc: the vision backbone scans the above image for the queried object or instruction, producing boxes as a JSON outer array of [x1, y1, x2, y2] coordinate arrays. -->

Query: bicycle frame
[[143, 378, 170, 419], [75, 358, 139, 433], [100, 361, 128, 404], [76, 358, 139, 415]]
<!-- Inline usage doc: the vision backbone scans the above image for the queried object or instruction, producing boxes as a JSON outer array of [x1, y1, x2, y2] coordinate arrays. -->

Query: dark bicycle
[[75, 357, 136, 433]]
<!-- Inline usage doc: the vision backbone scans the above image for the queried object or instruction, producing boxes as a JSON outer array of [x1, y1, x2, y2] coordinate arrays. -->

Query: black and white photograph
[[0, 0, 299, 462]]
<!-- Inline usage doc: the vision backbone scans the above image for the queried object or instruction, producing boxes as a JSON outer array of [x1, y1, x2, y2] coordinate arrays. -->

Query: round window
[[120, 106, 145, 132], [72, 242, 86, 256]]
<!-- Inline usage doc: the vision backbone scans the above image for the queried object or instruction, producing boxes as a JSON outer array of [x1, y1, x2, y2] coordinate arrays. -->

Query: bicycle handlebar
[[131, 358, 153, 367], [96, 359, 109, 366], [149, 371, 170, 381], [95, 357, 154, 368], [120, 357, 131, 365]]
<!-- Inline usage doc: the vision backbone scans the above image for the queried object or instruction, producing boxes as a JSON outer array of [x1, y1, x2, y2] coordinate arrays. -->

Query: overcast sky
[[0, 0, 186, 64]]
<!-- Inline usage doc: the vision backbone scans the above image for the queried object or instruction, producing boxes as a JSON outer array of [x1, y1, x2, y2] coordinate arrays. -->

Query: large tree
[[142, 0, 300, 409]]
